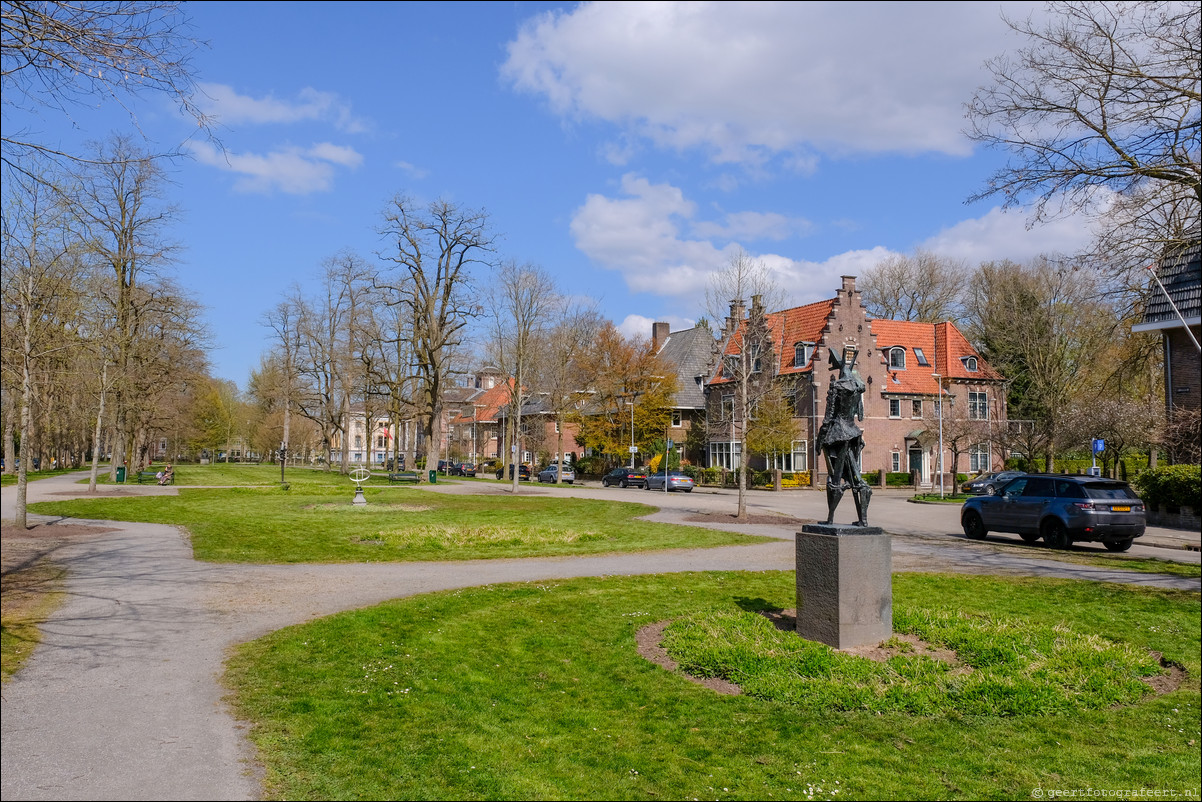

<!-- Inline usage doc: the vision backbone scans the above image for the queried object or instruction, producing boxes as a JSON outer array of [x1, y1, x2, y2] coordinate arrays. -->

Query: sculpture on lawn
[[816, 345, 872, 526]]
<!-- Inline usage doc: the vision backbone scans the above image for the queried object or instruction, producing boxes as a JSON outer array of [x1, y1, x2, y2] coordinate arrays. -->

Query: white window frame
[[889, 347, 906, 369], [671, 410, 682, 427], [962, 356, 979, 372], [969, 442, 990, 473], [793, 342, 814, 368], [891, 451, 901, 472], [969, 391, 988, 420]]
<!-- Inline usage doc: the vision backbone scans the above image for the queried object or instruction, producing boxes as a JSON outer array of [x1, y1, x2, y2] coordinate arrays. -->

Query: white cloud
[[503, 1, 1041, 166], [920, 206, 1095, 265], [617, 313, 697, 341], [188, 141, 363, 195], [197, 83, 368, 133], [394, 160, 430, 179], [692, 210, 811, 242]]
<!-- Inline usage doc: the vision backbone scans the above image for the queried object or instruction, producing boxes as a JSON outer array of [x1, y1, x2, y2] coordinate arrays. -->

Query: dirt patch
[[682, 511, 814, 526], [1143, 652, 1187, 695], [635, 620, 742, 695], [1, 522, 120, 541], [757, 609, 966, 667]]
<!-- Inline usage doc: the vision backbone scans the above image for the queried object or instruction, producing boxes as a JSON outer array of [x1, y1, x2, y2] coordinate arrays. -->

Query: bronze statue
[[816, 345, 872, 526]]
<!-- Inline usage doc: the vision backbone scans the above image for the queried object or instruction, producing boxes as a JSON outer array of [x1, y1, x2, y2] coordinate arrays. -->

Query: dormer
[[793, 341, 815, 368], [887, 346, 906, 370], [961, 356, 979, 373]]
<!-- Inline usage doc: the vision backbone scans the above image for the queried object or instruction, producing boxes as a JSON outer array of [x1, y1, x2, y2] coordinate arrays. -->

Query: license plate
[[1111, 505, 1131, 512]]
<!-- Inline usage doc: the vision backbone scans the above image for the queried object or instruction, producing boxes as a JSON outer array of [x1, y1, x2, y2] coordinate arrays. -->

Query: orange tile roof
[[449, 377, 514, 424], [874, 319, 1002, 394], [710, 298, 834, 385]]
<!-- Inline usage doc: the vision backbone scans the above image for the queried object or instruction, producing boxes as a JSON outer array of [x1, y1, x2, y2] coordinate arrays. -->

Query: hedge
[[1133, 464, 1201, 511]]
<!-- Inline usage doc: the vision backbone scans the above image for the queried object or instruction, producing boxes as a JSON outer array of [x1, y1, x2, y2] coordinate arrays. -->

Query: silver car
[[644, 471, 694, 492], [537, 464, 575, 484]]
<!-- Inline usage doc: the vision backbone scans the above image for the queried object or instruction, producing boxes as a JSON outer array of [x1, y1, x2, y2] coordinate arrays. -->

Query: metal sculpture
[[816, 345, 872, 526]]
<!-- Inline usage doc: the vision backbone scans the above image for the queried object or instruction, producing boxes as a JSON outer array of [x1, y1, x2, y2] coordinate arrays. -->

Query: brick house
[[651, 321, 716, 465], [705, 275, 1008, 487], [1132, 240, 1201, 463]]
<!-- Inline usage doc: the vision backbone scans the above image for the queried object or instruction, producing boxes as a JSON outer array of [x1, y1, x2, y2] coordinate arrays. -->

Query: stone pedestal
[[795, 525, 892, 649]]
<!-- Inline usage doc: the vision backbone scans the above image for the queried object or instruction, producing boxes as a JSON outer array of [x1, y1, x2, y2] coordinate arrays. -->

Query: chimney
[[750, 294, 763, 315], [841, 275, 856, 295], [726, 298, 746, 335], [652, 321, 670, 350]]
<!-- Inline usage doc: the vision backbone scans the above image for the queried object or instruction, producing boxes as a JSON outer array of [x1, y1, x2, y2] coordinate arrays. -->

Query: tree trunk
[[88, 363, 109, 492]]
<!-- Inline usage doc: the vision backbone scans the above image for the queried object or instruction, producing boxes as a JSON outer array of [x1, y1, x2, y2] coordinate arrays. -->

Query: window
[[793, 342, 814, 368], [911, 399, 922, 418], [889, 399, 901, 418], [962, 356, 979, 372], [969, 391, 988, 420], [707, 441, 742, 470], [376, 435, 386, 448], [889, 347, 906, 369], [554, 421, 561, 433], [720, 394, 734, 419], [891, 451, 901, 472], [723, 355, 736, 378], [354, 435, 362, 448], [914, 348, 929, 366], [749, 345, 763, 373], [671, 410, 682, 427], [768, 440, 808, 472], [969, 443, 989, 473]]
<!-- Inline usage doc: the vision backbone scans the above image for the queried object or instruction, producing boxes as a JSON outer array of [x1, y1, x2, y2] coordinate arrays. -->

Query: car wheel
[[1043, 520, 1072, 550], [962, 511, 987, 540], [985, 485, 997, 496], [1019, 532, 1040, 544], [1104, 539, 1133, 553]]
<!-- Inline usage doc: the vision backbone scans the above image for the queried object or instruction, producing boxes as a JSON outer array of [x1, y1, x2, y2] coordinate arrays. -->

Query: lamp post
[[933, 373, 944, 499], [279, 442, 286, 485]]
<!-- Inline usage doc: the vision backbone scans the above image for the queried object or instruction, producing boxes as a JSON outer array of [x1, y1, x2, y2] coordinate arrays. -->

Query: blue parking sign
[[1092, 439, 1105, 454]]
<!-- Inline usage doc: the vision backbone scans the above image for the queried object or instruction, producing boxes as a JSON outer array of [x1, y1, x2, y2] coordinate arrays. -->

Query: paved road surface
[[2, 473, 1198, 801]]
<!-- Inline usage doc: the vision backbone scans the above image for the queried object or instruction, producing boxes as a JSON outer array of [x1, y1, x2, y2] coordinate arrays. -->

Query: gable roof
[[655, 325, 717, 408], [1134, 240, 1202, 332], [706, 290, 1000, 396], [448, 377, 514, 425], [709, 298, 835, 386], [873, 319, 1002, 394]]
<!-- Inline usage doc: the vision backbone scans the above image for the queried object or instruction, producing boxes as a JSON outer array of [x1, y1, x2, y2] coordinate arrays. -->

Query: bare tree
[[0, 167, 81, 527], [2, 0, 214, 184], [705, 250, 783, 519], [966, 1, 1200, 274], [860, 249, 966, 323], [377, 196, 493, 473], [485, 262, 557, 493], [964, 258, 1113, 471], [536, 303, 602, 482]]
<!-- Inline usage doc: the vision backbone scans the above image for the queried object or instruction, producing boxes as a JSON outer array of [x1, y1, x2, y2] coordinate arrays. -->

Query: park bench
[[388, 471, 420, 484], [137, 470, 173, 485]]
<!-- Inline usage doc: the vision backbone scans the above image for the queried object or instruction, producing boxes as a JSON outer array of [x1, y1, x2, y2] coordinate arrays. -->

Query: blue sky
[[16, 1, 1096, 386]]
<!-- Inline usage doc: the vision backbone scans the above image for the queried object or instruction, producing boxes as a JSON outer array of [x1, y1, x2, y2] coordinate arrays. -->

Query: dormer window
[[914, 348, 929, 366], [793, 342, 814, 368], [889, 347, 906, 370], [962, 356, 979, 372]]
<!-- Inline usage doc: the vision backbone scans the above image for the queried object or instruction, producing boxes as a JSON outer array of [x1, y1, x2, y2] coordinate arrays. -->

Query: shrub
[[1133, 464, 1201, 510], [572, 456, 606, 478], [885, 471, 911, 487], [861, 470, 880, 485]]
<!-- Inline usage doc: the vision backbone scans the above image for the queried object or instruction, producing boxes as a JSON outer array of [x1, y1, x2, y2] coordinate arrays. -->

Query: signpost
[[1090, 438, 1105, 477]]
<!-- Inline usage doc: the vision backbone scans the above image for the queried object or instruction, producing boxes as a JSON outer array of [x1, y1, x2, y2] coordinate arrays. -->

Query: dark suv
[[960, 474, 1145, 552]]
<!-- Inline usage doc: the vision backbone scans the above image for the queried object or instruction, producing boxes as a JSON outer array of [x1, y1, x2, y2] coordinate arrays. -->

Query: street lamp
[[933, 372, 944, 499]]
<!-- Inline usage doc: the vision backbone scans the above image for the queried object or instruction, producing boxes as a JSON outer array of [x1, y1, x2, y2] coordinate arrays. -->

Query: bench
[[137, 470, 174, 485], [388, 471, 420, 484]]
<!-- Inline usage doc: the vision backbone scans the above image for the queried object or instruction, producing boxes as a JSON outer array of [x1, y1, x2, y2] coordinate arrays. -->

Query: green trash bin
[[428, 469, 437, 484], [116, 466, 126, 483]]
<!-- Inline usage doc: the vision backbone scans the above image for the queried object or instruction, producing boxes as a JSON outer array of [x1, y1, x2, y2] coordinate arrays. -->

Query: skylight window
[[914, 348, 929, 366]]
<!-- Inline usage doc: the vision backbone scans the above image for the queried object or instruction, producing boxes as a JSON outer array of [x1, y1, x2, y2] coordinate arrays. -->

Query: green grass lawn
[[29, 487, 767, 563], [226, 571, 1202, 800]]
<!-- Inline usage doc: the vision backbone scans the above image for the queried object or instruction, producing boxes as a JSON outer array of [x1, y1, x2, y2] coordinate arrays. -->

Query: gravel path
[[2, 474, 1198, 801]]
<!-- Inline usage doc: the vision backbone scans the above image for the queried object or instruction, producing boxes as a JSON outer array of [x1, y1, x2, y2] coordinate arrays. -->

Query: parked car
[[496, 463, 532, 481], [601, 467, 647, 488], [437, 459, 453, 474], [960, 474, 1145, 552], [449, 462, 476, 477], [644, 470, 695, 492], [537, 464, 575, 484], [961, 470, 1026, 495]]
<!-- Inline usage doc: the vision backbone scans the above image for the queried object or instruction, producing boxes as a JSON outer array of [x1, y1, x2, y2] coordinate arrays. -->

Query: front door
[[908, 448, 924, 483]]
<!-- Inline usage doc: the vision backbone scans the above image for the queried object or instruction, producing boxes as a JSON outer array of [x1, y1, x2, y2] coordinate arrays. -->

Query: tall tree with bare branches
[[377, 196, 493, 473]]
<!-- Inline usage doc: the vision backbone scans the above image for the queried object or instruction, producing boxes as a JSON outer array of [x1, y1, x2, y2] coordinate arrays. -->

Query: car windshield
[[1084, 482, 1137, 500]]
